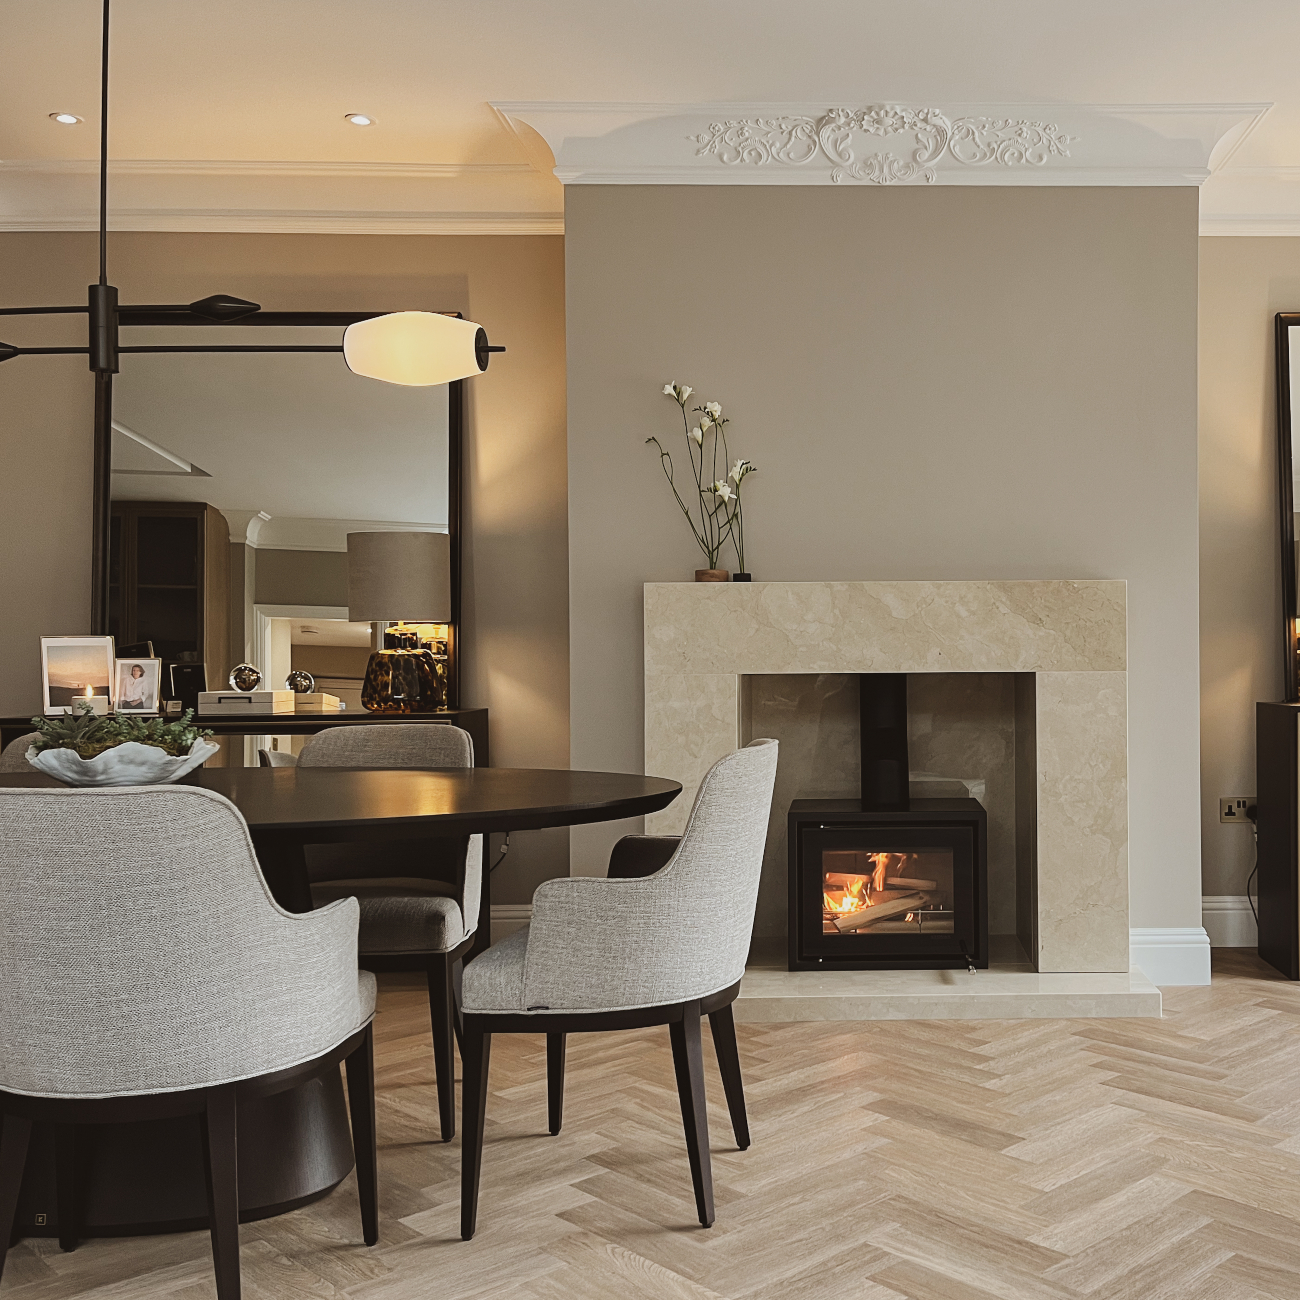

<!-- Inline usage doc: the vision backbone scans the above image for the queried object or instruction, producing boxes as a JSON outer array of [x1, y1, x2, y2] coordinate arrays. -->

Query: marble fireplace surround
[[644, 580, 1129, 975]]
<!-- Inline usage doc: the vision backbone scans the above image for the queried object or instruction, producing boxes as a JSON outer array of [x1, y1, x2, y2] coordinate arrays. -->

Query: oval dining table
[[1, 764, 681, 1241]]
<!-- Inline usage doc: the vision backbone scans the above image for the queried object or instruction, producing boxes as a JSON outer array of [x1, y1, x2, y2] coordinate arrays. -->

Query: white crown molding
[[1200, 214, 1300, 236], [492, 100, 1271, 188], [0, 158, 535, 178], [0, 209, 563, 235]]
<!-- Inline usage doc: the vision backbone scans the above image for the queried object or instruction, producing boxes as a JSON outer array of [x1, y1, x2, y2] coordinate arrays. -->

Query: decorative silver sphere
[[228, 663, 263, 692], [286, 670, 315, 694]]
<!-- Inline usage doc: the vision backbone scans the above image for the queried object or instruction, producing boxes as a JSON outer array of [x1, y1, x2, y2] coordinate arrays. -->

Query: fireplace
[[786, 674, 989, 971]]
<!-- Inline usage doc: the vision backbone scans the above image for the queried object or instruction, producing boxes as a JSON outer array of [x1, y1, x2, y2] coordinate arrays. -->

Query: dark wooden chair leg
[[451, 957, 465, 1055], [546, 1033, 566, 1135], [708, 1004, 751, 1150], [427, 958, 458, 1142], [459, 1021, 492, 1241], [0, 1113, 33, 1279], [344, 1022, 379, 1246], [55, 1124, 79, 1251], [669, 1001, 715, 1228], [200, 1085, 241, 1300]]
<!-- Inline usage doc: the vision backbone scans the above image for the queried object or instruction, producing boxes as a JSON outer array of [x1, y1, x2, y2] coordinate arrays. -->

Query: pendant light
[[0, 0, 503, 631]]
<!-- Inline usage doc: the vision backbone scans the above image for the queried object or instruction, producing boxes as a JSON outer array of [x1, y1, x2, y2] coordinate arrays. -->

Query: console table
[[0, 707, 489, 767]]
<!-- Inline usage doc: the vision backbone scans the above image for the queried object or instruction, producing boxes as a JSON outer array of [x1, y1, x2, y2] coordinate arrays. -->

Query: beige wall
[[1198, 238, 1298, 898], [566, 185, 1203, 932], [0, 231, 568, 903], [253, 548, 348, 607]]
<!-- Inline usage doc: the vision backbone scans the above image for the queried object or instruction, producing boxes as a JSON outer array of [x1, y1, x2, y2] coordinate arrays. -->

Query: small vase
[[695, 569, 729, 583], [733, 572, 752, 582]]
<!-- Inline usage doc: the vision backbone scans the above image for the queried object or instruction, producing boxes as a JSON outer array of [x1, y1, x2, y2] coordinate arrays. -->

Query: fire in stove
[[821, 850, 954, 935]]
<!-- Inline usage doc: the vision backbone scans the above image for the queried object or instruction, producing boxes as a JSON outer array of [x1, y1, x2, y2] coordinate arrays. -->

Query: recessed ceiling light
[[50, 113, 82, 125], [345, 113, 374, 127]]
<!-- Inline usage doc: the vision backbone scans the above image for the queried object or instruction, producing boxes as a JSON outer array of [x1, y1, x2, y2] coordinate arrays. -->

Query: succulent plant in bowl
[[27, 703, 219, 786]]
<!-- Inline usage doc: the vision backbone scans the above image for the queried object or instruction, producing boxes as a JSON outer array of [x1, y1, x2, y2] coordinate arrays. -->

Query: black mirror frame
[[1277, 315, 1299, 703], [92, 311, 464, 708]]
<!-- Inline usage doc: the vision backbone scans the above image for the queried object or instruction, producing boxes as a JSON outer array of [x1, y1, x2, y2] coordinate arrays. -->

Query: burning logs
[[831, 891, 926, 932]]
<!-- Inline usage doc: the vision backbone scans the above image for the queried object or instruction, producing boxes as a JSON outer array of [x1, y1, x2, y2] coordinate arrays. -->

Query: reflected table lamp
[[347, 531, 451, 713]]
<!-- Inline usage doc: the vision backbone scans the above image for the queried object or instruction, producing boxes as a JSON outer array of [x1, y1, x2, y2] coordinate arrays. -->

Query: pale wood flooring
[[7, 949, 1300, 1299]]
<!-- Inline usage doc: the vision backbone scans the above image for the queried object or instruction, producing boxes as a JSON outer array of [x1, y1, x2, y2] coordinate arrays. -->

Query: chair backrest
[[0, 732, 38, 772], [0, 785, 365, 1098], [299, 722, 473, 769], [258, 747, 299, 768], [648, 738, 779, 994]]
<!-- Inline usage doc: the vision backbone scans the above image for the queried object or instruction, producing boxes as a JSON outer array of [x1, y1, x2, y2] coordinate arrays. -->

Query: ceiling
[[4, 1, 1300, 231]]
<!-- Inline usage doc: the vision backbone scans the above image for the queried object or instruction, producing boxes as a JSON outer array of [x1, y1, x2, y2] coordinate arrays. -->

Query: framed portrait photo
[[41, 636, 116, 715], [115, 657, 162, 714]]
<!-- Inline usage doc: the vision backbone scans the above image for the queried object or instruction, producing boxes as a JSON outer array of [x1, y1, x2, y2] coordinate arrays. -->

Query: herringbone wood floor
[[6, 949, 1300, 1299]]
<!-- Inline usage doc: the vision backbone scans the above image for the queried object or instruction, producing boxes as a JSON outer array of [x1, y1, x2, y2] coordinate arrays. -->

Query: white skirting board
[[1202, 896, 1257, 948], [490, 904, 532, 943], [1129, 928, 1211, 986]]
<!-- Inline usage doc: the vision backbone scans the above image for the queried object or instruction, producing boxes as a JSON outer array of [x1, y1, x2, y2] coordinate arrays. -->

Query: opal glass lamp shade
[[343, 311, 498, 386]]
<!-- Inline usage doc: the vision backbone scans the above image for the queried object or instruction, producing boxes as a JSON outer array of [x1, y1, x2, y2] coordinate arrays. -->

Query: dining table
[[0, 763, 681, 1241]]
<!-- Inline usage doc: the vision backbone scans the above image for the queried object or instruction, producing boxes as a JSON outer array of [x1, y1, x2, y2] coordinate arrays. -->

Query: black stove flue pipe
[[860, 673, 910, 812]]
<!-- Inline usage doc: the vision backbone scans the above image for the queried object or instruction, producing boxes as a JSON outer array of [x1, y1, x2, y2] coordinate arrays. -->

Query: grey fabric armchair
[[459, 738, 779, 1239], [0, 785, 378, 1300], [298, 722, 482, 1142]]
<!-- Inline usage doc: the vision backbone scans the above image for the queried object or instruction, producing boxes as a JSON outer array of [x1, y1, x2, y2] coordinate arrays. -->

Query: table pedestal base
[[13, 1074, 355, 1238]]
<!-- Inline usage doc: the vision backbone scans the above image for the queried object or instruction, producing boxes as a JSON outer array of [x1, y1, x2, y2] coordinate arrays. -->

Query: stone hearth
[[643, 580, 1151, 1016]]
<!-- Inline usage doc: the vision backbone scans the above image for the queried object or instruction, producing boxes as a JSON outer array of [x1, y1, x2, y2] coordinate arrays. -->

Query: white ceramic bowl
[[27, 738, 221, 787]]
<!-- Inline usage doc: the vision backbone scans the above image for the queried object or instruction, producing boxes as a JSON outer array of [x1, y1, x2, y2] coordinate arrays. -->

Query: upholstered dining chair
[[0, 785, 378, 1300], [458, 738, 779, 1240], [0, 731, 38, 771], [296, 723, 482, 1143]]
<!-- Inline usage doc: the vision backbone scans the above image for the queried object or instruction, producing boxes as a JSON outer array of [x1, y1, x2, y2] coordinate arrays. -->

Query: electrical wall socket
[[1220, 797, 1256, 824]]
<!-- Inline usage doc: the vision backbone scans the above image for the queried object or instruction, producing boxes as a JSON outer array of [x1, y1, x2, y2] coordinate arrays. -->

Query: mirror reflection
[[108, 326, 451, 709]]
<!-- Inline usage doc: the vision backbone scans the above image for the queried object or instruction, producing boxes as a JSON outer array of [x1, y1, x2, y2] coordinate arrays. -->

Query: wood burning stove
[[786, 675, 989, 972]]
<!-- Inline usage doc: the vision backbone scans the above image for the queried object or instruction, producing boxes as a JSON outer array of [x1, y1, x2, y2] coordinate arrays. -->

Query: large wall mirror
[[103, 320, 462, 712], [1276, 314, 1300, 701]]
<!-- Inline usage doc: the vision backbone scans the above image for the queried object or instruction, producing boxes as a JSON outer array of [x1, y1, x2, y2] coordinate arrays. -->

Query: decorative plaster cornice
[[0, 209, 564, 235], [0, 158, 534, 178], [492, 100, 1271, 187]]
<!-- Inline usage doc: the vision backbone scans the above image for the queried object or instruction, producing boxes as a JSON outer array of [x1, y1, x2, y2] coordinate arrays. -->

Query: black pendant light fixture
[[0, 0, 504, 632]]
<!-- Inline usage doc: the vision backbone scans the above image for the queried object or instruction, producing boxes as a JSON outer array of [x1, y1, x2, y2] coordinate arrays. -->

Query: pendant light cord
[[98, 0, 110, 285]]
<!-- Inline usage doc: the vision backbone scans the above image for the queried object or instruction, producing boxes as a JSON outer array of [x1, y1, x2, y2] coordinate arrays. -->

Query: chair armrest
[[607, 835, 681, 879], [521, 873, 714, 1012]]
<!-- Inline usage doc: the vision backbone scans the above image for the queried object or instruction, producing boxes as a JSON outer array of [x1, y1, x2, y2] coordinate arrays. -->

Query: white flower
[[705, 401, 721, 419], [699, 414, 713, 431], [663, 382, 676, 396], [679, 386, 694, 401], [712, 480, 735, 503], [729, 458, 754, 483], [689, 426, 703, 445]]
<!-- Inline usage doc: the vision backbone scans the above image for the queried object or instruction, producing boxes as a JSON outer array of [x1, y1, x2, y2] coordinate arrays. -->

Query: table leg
[[250, 833, 313, 913]]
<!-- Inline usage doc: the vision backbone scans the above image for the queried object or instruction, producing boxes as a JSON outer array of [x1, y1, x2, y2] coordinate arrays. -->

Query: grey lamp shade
[[346, 531, 451, 623]]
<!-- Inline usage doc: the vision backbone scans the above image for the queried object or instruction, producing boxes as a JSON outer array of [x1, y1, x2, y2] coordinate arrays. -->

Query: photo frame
[[41, 636, 116, 715], [115, 657, 163, 714], [169, 662, 208, 715]]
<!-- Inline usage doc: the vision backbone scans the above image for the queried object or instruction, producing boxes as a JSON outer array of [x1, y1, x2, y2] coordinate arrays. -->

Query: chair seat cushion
[[461, 925, 531, 1012], [312, 879, 466, 955]]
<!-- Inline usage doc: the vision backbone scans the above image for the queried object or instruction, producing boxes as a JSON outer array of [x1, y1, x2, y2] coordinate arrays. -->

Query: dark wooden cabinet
[[109, 502, 230, 692]]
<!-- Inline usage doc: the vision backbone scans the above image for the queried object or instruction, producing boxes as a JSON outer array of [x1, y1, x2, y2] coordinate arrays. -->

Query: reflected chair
[[0, 732, 38, 772], [458, 738, 778, 1239], [0, 785, 378, 1300], [295, 723, 482, 1142]]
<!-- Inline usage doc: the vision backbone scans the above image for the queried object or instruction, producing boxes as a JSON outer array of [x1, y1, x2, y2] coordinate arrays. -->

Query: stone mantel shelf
[[643, 578, 1129, 976], [644, 579, 1126, 677]]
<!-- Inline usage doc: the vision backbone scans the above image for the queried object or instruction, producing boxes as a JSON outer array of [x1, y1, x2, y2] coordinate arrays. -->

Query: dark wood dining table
[[1, 764, 681, 1241]]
